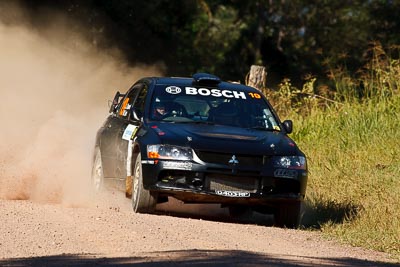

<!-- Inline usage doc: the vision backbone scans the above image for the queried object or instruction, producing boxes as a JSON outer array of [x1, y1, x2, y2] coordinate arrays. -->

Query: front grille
[[205, 174, 258, 193], [207, 168, 260, 176], [196, 151, 263, 167]]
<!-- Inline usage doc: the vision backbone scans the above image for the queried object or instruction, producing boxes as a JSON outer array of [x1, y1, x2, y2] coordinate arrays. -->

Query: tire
[[91, 147, 104, 192], [125, 175, 133, 198], [274, 202, 301, 229], [132, 153, 158, 213]]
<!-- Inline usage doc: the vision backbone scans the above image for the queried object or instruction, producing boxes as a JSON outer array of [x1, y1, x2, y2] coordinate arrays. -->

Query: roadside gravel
[[0, 191, 397, 266]]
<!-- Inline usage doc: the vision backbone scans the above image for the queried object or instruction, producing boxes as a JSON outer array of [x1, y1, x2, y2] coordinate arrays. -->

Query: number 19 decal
[[248, 92, 261, 99]]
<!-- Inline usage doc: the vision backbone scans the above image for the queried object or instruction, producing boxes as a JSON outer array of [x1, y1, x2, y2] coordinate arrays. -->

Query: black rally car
[[92, 73, 307, 227]]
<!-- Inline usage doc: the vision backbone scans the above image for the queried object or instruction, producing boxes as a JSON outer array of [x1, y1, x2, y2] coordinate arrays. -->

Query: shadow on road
[[301, 197, 362, 229], [101, 190, 360, 229], [152, 197, 362, 230], [154, 200, 275, 226], [1, 249, 397, 267]]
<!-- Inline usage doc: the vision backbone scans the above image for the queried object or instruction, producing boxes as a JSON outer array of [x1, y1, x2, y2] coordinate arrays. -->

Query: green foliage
[[10, 0, 400, 84], [179, 3, 245, 75], [268, 46, 400, 259]]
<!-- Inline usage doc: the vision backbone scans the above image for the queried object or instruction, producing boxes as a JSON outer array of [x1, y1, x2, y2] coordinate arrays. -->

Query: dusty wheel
[[125, 175, 133, 198], [274, 202, 301, 228], [91, 147, 104, 192], [132, 153, 158, 213]]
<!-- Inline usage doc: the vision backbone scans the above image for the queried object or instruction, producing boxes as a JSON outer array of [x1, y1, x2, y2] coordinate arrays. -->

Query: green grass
[[292, 97, 400, 258], [262, 46, 400, 259]]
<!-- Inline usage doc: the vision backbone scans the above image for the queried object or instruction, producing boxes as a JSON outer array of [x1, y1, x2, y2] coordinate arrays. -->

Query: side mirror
[[283, 120, 293, 134], [108, 91, 125, 113]]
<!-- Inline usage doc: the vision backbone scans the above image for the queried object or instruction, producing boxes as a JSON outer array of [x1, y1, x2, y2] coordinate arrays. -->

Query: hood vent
[[192, 73, 221, 85]]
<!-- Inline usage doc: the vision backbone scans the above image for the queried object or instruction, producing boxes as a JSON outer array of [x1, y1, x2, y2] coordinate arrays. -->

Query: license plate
[[215, 190, 250, 197]]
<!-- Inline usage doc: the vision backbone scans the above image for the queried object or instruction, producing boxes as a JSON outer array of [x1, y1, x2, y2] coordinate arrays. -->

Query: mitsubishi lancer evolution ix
[[92, 73, 308, 228]]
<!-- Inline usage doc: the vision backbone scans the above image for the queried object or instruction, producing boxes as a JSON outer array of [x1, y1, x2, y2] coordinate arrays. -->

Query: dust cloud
[[0, 3, 162, 206]]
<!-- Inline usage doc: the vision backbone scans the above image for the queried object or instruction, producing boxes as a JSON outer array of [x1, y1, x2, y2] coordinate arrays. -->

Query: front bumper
[[141, 158, 308, 206]]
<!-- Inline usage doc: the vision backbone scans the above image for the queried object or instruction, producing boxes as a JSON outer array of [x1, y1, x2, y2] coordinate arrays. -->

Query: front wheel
[[91, 147, 104, 192], [274, 202, 301, 228], [132, 153, 158, 213]]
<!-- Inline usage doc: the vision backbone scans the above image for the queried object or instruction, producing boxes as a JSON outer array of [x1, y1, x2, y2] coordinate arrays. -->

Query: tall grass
[[264, 44, 400, 259]]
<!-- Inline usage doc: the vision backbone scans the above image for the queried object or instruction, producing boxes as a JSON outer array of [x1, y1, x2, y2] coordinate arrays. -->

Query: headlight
[[273, 156, 307, 170], [147, 145, 193, 160]]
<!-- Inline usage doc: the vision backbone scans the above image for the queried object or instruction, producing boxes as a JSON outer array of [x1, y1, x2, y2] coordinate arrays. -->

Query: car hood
[[149, 122, 298, 156]]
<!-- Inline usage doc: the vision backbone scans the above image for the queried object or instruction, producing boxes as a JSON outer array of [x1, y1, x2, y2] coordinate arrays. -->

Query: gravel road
[[0, 190, 397, 267]]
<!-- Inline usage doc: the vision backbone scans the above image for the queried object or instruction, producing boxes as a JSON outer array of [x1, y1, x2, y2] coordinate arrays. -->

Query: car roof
[[141, 73, 259, 93]]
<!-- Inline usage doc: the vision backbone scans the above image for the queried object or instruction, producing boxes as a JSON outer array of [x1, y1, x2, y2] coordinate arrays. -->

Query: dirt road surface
[[0, 190, 397, 267]]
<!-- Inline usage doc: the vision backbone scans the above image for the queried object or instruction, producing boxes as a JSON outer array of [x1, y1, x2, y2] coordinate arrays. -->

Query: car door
[[112, 83, 149, 182], [99, 113, 125, 180]]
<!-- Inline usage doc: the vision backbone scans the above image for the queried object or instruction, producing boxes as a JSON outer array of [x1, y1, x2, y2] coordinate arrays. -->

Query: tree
[[6, 0, 400, 87]]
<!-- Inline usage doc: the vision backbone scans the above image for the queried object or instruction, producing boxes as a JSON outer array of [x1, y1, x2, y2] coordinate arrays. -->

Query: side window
[[117, 84, 142, 118], [132, 84, 148, 118]]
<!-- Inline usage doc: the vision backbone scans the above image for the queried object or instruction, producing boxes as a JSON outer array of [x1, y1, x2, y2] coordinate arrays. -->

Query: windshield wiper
[[248, 126, 278, 131], [177, 120, 215, 125]]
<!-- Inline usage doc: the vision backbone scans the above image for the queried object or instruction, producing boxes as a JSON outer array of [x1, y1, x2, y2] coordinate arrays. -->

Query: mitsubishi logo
[[228, 155, 239, 174], [228, 155, 239, 165]]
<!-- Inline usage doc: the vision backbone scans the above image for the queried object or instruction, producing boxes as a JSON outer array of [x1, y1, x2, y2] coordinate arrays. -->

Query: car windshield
[[149, 85, 280, 130]]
